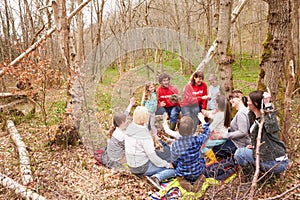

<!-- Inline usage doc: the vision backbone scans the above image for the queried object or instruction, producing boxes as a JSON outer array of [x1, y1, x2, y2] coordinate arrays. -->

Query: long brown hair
[[143, 81, 156, 101], [109, 113, 127, 137], [216, 95, 231, 128]]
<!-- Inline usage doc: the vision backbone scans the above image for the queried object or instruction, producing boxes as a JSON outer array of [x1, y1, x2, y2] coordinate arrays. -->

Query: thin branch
[[249, 108, 265, 199], [266, 184, 300, 200], [0, 0, 92, 77]]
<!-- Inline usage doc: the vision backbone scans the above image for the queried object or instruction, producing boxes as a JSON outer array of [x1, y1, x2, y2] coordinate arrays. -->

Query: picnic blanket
[[150, 173, 236, 199]]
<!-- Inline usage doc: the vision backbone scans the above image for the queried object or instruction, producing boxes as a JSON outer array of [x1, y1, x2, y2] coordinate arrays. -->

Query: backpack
[[205, 157, 237, 181], [94, 149, 104, 166]]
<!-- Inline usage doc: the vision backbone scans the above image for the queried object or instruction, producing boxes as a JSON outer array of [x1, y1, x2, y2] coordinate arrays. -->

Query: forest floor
[[0, 88, 300, 200]]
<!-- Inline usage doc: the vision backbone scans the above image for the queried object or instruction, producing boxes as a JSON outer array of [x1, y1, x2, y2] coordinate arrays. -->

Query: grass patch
[[46, 100, 66, 126], [232, 54, 260, 95]]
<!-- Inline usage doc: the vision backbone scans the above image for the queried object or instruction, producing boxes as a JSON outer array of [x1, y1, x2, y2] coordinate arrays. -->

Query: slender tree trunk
[[292, 0, 299, 90], [76, 0, 85, 64]]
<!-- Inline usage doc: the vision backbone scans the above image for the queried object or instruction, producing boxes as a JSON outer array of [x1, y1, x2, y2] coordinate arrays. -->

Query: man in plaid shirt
[[170, 115, 210, 192]]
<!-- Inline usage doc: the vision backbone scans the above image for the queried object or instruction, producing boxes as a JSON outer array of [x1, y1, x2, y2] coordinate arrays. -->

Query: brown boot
[[177, 176, 193, 192], [170, 122, 176, 131], [191, 174, 205, 193]]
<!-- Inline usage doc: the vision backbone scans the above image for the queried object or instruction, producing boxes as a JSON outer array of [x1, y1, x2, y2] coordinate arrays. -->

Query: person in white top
[[125, 106, 175, 189]]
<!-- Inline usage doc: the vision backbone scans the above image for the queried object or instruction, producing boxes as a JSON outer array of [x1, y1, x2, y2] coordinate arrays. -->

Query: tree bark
[[258, 0, 290, 102], [197, 0, 249, 73], [216, 0, 233, 95], [0, 173, 46, 200], [7, 120, 33, 185]]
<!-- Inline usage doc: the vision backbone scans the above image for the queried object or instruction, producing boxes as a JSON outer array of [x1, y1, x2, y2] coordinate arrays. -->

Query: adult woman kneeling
[[234, 90, 288, 175]]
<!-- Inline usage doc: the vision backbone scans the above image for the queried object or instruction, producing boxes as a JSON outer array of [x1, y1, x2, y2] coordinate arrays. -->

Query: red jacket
[[156, 84, 180, 108], [181, 82, 207, 109]]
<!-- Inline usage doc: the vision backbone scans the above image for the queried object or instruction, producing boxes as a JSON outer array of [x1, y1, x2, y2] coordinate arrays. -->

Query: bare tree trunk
[[197, 0, 249, 72], [0, 173, 46, 200], [292, 0, 299, 90], [76, 0, 85, 64], [258, 0, 290, 102], [216, 0, 233, 95], [0, 0, 92, 78], [283, 60, 295, 143], [52, 0, 92, 145], [7, 120, 33, 185], [3, 0, 12, 60]]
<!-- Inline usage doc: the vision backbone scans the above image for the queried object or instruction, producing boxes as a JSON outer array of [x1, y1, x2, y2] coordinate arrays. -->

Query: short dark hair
[[178, 116, 194, 136], [158, 73, 170, 84]]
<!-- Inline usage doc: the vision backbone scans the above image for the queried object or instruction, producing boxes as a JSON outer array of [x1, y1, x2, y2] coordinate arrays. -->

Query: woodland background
[[0, 0, 299, 199]]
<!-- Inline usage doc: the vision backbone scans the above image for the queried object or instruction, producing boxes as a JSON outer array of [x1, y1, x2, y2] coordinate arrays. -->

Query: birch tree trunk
[[76, 0, 85, 64], [0, 173, 46, 200], [52, 0, 80, 145], [216, 0, 233, 95], [7, 120, 33, 185], [258, 0, 290, 102]]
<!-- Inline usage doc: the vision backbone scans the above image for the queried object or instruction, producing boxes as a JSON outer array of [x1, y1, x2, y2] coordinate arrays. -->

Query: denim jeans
[[144, 161, 175, 182], [181, 104, 200, 133], [156, 106, 180, 124], [234, 148, 289, 174]]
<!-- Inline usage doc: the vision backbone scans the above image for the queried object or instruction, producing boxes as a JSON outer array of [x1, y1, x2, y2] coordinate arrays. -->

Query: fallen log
[[7, 120, 33, 185], [0, 172, 46, 200], [0, 93, 35, 116]]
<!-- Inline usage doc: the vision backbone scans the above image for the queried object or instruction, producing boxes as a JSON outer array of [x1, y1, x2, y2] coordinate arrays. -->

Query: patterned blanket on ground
[[150, 174, 236, 199]]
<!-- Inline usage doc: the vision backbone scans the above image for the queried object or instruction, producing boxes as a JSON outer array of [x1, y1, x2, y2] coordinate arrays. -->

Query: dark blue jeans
[[181, 104, 200, 133], [156, 106, 180, 124]]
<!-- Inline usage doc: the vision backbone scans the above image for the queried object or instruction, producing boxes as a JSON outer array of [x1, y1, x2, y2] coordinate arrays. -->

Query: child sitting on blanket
[[99, 97, 135, 168], [170, 116, 210, 192], [199, 95, 235, 161]]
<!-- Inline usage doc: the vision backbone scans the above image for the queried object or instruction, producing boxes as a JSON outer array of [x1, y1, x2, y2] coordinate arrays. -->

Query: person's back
[[171, 116, 209, 182]]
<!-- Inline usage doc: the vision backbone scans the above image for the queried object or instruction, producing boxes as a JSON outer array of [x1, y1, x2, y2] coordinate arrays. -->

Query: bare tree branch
[[0, 0, 92, 77], [266, 183, 300, 200]]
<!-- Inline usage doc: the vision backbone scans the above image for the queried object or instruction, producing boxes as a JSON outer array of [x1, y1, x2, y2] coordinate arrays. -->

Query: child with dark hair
[[170, 116, 210, 192], [141, 81, 158, 137], [99, 97, 135, 168], [234, 90, 288, 175], [200, 94, 233, 159]]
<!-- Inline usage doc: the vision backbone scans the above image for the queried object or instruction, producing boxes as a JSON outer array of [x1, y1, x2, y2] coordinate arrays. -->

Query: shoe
[[146, 176, 162, 190], [191, 174, 206, 193]]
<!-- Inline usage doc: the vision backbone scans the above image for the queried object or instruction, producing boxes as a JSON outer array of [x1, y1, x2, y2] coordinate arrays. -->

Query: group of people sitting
[[96, 71, 289, 192]]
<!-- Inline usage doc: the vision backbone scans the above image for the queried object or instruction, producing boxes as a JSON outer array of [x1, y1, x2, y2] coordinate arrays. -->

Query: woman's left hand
[[263, 88, 271, 105]]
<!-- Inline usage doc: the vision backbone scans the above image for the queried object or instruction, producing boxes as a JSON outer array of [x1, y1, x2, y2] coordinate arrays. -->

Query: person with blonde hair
[[202, 74, 220, 111], [125, 106, 175, 190]]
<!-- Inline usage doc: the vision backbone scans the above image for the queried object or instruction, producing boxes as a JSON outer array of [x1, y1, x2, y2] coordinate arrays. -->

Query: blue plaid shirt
[[171, 123, 210, 181]]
